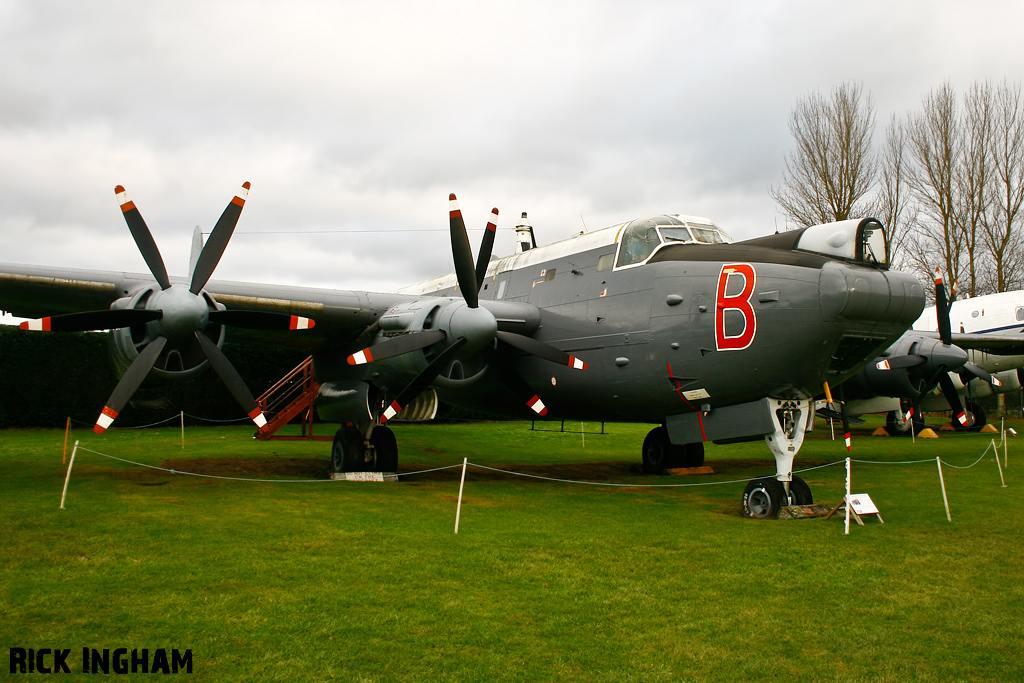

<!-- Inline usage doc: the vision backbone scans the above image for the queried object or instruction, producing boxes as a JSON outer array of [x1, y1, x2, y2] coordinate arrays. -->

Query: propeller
[[20, 182, 315, 433], [931, 269, 968, 427], [351, 193, 588, 422]]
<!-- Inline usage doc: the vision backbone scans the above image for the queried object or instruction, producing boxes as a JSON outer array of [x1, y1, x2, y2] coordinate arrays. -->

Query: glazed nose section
[[819, 262, 925, 325]]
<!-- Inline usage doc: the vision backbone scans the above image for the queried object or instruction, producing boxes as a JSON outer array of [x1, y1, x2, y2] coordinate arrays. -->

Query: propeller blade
[[449, 193, 479, 309], [20, 309, 161, 332], [208, 310, 316, 331], [380, 337, 467, 423], [115, 185, 171, 290], [495, 361, 550, 417], [937, 372, 968, 427], [193, 331, 268, 431], [475, 208, 499, 292], [347, 330, 446, 366], [934, 269, 952, 345], [874, 355, 926, 371], [837, 384, 851, 451], [959, 362, 1002, 387], [190, 182, 251, 294], [189, 225, 204, 280], [496, 331, 588, 369], [94, 336, 168, 433]]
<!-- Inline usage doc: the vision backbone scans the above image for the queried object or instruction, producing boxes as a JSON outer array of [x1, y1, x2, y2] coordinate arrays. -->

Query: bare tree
[[872, 114, 913, 268], [958, 81, 994, 296], [905, 83, 965, 289], [985, 80, 1024, 292], [771, 82, 877, 228]]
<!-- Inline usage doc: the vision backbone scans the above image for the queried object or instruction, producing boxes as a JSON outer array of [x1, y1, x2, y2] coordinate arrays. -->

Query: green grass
[[2, 418, 1023, 681]]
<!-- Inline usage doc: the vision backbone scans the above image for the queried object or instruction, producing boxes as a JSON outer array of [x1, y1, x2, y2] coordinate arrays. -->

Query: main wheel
[[886, 406, 924, 437], [742, 477, 787, 519], [957, 401, 987, 432], [642, 426, 682, 473], [681, 441, 705, 468], [786, 475, 813, 506], [370, 425, 398, 472], [331, 427, 366, 473]]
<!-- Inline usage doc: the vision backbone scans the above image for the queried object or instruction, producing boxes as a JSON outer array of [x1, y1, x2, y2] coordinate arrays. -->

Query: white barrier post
[[993, 439, 1007, 488], [454, 457, 468, 534], [844, 457, 851, 535], [936, 457, 951, 521], [60, 440, 79, 509]]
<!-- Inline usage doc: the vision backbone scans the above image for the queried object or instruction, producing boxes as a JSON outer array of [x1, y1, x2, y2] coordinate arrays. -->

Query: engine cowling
[[107, 285, 226, 381]]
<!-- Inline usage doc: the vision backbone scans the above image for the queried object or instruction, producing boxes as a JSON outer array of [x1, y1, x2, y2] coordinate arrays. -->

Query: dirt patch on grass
[[155, 456, 329, 479]]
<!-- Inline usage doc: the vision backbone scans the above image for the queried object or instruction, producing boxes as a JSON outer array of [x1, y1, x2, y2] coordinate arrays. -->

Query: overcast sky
[[2, 0, 1023, 317]]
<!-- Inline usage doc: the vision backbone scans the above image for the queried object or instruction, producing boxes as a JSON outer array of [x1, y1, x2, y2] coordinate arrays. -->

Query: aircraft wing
[[0, 262, 408, 350], [949, 331, 1024, 355]]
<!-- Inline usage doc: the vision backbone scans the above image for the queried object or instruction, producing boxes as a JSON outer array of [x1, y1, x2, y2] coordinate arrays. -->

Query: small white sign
[[683, 388, 711, 401], [849, 493, 879, 515]]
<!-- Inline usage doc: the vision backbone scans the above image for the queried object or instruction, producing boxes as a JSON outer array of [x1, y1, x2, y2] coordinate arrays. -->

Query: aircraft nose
[[819, 262, 925, 325]]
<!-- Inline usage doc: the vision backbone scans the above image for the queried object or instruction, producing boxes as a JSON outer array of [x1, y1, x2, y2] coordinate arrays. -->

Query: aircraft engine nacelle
[[373, 297, 497, 387], [107, 285, 226, 382], [847, 361, 924, 400]]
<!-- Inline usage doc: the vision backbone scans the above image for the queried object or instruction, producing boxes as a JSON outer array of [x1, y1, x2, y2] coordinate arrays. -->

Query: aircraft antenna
[[579, 214, 589, 233]]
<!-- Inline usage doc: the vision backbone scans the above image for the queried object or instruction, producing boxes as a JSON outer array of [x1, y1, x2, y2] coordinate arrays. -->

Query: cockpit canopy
[[794, 218, 888, 267], [615, 215, 731, 268]]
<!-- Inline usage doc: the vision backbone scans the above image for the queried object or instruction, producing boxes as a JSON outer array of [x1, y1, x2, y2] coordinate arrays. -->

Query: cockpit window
[[615, 215, 730, 268], [688, 224, 727, 244], [615, 217, 674, 267]]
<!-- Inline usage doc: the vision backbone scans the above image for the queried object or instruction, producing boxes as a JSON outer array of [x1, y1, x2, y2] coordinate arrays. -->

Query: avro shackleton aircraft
[[0, 183, 925, 518]]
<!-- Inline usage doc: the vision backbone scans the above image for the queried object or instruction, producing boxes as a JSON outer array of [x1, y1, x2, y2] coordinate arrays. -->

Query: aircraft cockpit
[[615, 215, 731, 268], [794, 218, 889, 268]]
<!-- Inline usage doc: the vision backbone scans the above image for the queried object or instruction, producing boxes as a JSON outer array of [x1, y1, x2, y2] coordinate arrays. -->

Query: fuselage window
[[497, 279, 508, 300], [1016, 306, 1024, 322]]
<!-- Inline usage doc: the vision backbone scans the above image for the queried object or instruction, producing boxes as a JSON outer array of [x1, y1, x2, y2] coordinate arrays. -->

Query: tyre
[[742, 477, 787, 519], [681, 441, 705, 468], [370, 425, 398, 472], [787, 475, 813, 506], [642, 426, 681, 473], [331, 427, 366, 473], [885, 407, 924, 437], [957, 401, 987, 433]]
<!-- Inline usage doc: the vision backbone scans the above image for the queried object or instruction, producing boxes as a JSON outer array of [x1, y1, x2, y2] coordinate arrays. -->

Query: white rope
[[76, 446, 462, 482]]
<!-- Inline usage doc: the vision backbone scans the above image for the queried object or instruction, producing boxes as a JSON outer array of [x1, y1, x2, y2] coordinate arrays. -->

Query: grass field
[[2, 417, 1023, 681]]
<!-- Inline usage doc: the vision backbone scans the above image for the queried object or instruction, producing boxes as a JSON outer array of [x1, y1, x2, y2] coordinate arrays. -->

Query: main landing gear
[[641, 426, 705, 473], [331, 423, 398, 474], [742, 399, 814, 519]]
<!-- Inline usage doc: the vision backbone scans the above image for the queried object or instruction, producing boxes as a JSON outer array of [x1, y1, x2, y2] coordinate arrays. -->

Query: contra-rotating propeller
[[346, 194, 588, 422], [19, 182, 316, 433]]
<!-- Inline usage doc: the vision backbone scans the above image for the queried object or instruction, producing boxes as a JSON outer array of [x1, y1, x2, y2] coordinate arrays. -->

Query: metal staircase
[[254, 356, 331, 441]]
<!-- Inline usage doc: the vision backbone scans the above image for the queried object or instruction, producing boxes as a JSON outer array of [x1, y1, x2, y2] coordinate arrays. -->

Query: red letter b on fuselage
[[715, 263, 757, 351]]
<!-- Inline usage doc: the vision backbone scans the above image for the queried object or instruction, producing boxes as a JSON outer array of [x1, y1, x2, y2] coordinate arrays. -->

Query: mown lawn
[[2, 418, 1022, 681]]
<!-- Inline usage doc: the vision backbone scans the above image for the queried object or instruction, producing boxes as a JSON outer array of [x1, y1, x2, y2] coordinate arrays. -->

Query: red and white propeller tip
[[347, 348, 373, 365], [94, 406, 119, 434], [19, 318, 52, 331]]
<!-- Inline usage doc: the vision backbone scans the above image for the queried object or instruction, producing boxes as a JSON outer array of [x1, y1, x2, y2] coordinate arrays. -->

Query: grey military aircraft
[[0, 183, 925, 518]]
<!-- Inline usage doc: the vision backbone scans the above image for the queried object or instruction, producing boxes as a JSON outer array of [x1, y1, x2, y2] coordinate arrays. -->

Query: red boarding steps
[[254, 356, 332, 441]]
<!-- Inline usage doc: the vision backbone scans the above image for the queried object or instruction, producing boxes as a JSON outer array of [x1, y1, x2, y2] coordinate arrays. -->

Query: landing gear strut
[[741, 398, 813, 519], [330, 423, 399, 474]]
